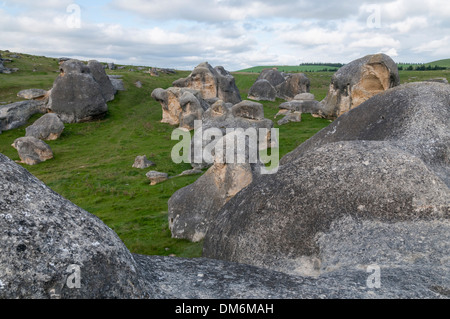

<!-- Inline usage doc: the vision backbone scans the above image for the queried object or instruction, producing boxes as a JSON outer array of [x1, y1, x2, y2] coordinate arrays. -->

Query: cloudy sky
[[1, 0, 449, 70]]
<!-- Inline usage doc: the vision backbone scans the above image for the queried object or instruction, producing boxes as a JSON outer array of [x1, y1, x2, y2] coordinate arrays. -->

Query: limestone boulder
[[87, 60, 116, 102], [17, 89, 48, 100], [146, 171, 169, 185], [47, 60, 111, 123], [25, 113, 65, 141], [0, 101, 47, 133], [257, 68, 286, 87], [11, 136, 54, 165], [275, 73, 310, 101], [317, 53, 400, 119], [172, 62, 241, 105], [282, 82, 450, 187], [132, 155, 155, 169], [203, 141, 450, 277], [0, 153, 147, 298], [248, 79, 277, 101]]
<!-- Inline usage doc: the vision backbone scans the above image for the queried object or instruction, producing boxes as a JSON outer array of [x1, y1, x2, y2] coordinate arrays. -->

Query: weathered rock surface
[[257, 68, 287, 87], [0, 100, 46, 133], [146, 171, 169, 185], [17, 89, 48, 100], [276, 110, 302, 125], [11, 136, 54, 165], [136, 255, 450, 299], [276, 73, 310, 101], [281, 82, 450, 187], [0, 153, 147, 298], [203, 140, 450, 277], [25, 113, 65, 141], [47, 59, 113, 123], [151, 87, 209, 130], [108, 75, 125, 92], [1, 152, 448, 299], [87, 60, 116, 102], [247, 79, 277, 101], [132, 155, 155, 169], [172, 62, 241, 105], [317, 53, 400, 119]]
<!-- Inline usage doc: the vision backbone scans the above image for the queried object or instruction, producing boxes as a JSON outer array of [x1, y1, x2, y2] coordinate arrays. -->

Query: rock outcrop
[[11, 136, 54, 165], [47, 59, 114, 123], [0, 101, 47, 133], [25, 113, 65, 141], [248, 68, 310, 101], [316, 53, 400, 119], [172, 62, 241, 105], [203, 82, 449, 279]]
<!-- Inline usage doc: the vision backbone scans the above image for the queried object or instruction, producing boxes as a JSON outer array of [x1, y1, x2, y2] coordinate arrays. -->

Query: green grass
[[2, 51, 448, 259]]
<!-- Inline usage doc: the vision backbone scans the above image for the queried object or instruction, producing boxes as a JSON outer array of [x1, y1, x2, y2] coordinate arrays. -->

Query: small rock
[[17, 89, 48, 100], [132, 155, 155, 169], [11, 136, 53, 165], [135, 81, 143, 88], [25, 113, 65, 141], [146, 171, 169, 185]]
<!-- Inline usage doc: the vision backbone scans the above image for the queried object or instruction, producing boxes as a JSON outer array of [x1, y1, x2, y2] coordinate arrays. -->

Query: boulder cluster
[[1, 59, 120, 165], [1, 53, 449, 299]]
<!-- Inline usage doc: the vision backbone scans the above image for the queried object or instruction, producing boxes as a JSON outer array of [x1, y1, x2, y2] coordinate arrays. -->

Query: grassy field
[[237, 65, 340, 73], [1, 51, 449, 258]]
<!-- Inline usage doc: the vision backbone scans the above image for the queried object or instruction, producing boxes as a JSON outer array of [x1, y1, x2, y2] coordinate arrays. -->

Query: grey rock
[[176, 169, 203, 177], [281, 82, 450, 187], [25, 113, 65, 141], [231, 100, 264, 120], [172, 62, 241, 105], [248, 79, 277, 101], [132, 155, 155, 169], [275, 73, 310, 101], [87, 60, 116, 102], [146, 171, 169, 185], [0, 153, 148, 298], [277, 111, 302, 125], [425, 77, 448, 84], [11, 136, 54, 165], [203, 141, 450, 277], [257, 68, 286, 87], [135, 254, 450, 299], [134, 81, 143, 88], [17, 89, 48, 100], [0, 100, 47, 133], [108, 75, 125, 91], [48, 59, 108, 123], [294, 93, 315, 101], [317, 53, 400, 119], [107, 62, 116, 70]]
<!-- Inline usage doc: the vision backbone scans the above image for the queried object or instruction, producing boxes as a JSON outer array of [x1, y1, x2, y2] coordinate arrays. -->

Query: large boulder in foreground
[[203, 140, 450, 276], [0, 153, 146, 298], [316, 53, 399, 119], [282, 82, 450, 187], [47, 59, 112, 123], [172, 62, 241, 105]]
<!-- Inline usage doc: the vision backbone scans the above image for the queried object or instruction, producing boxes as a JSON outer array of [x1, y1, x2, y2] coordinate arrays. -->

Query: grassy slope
[[1, 50, 448, 258], [426, 59, 450, 68], [237, 65, 340, 73]]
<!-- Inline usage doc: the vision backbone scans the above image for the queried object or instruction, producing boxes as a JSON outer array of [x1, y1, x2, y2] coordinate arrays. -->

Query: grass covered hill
[[1, 50, 449, 258]]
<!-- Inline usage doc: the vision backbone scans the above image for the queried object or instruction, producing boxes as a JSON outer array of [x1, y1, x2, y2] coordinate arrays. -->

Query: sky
[[1, 0, 449, 71]]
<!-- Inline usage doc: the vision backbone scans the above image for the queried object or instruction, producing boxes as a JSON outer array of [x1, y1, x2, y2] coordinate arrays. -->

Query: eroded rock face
[[0, 153, 147, 298], [87, 60, 116, 102], [172, 62, 241, 105], [317, 53, 400, 119], [248, 79, 277, 101], [203, 141, 450, 276], [47, 59, 113, 123], [25, 113, 65, 141], [276, 73, 310, 101]]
